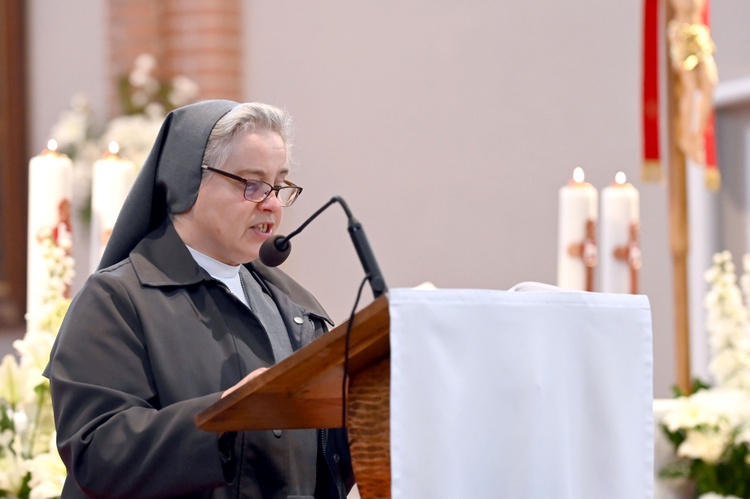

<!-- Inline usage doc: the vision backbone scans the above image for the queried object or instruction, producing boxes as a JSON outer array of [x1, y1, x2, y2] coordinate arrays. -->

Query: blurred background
[[1, 0, 750, 397]]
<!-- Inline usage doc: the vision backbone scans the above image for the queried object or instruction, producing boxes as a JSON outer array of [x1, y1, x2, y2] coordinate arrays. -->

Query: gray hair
[[202, 102, 293, 169]]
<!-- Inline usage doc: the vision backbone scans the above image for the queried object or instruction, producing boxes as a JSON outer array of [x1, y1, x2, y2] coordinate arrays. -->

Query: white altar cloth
[[389, 288, 653, 499]]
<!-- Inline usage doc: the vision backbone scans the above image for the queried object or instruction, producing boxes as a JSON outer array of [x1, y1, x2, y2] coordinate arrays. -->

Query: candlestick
[[601, 172, 641, 293], [27, 140, 74, 324], [557, 167, 598, 291], [90, 142, 136, 272]]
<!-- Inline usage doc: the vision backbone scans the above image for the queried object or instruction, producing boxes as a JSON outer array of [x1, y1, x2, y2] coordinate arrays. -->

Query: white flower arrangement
[[98, 111, 164, 173], [50, 53, 200, 218], [0, 228, 74, 498], [660, 251, 750, 498], [0, 54, 200, 498], [705, 252, 750, 389], [110, 53, 199, 169]]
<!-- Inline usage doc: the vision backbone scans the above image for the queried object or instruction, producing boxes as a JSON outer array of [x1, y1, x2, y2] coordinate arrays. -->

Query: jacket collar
[[129, 219, 333, 325], [129, 219, 206, 287], [250, 262, 333, 326]]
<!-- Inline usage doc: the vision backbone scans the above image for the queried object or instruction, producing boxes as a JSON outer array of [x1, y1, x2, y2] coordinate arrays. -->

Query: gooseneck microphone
[[258, 196, 387, 299]]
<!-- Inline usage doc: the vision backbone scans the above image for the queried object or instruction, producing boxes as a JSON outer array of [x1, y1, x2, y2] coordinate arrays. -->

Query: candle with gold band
[[27, 140, 74, 323], [557, 167, 598, 291], [90, 142, 136, 272], [601, 172, 641, 294]]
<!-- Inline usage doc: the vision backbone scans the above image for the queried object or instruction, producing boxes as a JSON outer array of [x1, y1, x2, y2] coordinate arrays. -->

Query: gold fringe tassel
[[642, 160, 663, 183], [705, 167, 721, 191]]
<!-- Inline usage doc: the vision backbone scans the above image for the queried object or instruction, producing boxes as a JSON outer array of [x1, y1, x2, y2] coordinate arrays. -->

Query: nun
[[45, 100, 354, 498]]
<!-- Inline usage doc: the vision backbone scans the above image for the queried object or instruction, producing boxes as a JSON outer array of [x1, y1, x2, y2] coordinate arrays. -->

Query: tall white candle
[[27, 140, 74, 324], [557, 167, 598, 291], [600, 172, 641, 294], [90, 142, 136, 273]]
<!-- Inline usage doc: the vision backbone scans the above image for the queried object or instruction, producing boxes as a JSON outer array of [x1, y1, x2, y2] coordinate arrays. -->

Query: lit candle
[[557, 167, 598, 291], [600, 172, 641, 293], [90, 142, 136, 272], [27, 140, 74, 323]]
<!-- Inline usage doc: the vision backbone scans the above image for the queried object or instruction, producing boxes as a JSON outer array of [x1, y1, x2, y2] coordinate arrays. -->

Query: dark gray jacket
[[46, 220, 353, 498]]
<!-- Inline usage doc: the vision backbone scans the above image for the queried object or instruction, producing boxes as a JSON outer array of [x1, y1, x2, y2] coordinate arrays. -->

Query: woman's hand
[[221, 367, 269, 398]]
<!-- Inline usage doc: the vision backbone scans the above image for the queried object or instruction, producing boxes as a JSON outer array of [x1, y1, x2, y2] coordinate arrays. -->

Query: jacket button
[[333, 453, 340, 463], [293, 316, 304, 324], [273, 429, 283, 438]]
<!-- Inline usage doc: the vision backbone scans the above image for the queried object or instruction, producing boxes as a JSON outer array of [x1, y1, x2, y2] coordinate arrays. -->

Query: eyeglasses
[[201, 165, 303, 207]]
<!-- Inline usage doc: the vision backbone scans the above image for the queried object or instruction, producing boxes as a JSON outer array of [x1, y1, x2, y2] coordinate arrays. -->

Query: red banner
[[642, 0, 662, 182], [641, 0, 720, 189], [701, 1, 721, 190]]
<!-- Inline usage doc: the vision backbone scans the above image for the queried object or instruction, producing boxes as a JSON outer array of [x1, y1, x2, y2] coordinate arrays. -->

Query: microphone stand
[[271, 196, 387, 299], [336, 196, 387, 299]]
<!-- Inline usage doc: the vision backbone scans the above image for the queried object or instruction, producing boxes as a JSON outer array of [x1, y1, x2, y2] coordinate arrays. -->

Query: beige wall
[[26, 0, 750, 397], [28, 1, 108, 152], [241, 1, 679, 394]]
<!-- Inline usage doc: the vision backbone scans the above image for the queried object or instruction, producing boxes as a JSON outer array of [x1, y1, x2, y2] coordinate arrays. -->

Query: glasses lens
[[243, 179, 301, 206], [277, 187, 300, 207], [244, 181, 271, 202]]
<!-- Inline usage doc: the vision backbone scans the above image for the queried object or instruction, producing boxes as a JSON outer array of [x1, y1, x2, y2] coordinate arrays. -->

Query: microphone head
[[259, 235, 291, 267]]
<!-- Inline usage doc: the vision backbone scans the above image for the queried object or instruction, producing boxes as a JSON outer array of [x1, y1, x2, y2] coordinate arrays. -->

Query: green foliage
[[672, 377, 711, 398], [661, 406, 750, 498], [116, 74, 178, 116], [0, 405, 13, 434], [691, 443, 750, 497], [17, 472, 31, 499]]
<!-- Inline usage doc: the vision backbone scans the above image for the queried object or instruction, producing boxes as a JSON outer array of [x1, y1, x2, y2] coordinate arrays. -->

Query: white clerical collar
[[185, 246, 250, 307], [185, 246, 241, 279]]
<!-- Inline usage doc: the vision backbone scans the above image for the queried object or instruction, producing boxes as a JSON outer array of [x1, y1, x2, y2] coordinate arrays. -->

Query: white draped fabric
[[389, 287, 653, 499]]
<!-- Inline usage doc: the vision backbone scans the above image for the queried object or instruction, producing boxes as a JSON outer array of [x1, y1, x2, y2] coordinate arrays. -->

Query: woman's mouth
[[252, 223, 273, 235]]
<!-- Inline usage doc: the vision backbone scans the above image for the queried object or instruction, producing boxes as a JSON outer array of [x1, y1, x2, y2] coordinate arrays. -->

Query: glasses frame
[[201, 165, 303, 207]]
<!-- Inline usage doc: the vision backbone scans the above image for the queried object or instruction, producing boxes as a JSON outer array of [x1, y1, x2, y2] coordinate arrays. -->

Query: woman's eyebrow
[[238, 167, 290, 177]]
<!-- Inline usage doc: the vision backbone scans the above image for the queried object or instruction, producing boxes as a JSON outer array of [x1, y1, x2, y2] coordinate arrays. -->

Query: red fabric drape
[[701, 2, 720, 189], [641, 0, 719, 189], [642, 0, 662, 182]]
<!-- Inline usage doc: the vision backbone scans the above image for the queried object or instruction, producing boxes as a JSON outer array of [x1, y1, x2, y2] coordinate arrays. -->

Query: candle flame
[[573, 167, 585, 183], [47, 139, 58, 152], [615, 171, 627, 185], [108, 142, 120, 155]]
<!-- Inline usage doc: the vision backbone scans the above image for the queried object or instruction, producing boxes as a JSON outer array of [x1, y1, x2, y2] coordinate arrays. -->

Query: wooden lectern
[[194, 295, 392, 499], [197, 288, 654, 498]]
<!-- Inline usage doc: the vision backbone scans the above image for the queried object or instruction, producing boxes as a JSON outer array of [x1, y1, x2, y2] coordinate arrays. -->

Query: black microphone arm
[[259, 196, 387, 299]]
